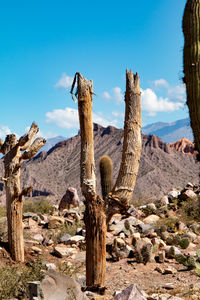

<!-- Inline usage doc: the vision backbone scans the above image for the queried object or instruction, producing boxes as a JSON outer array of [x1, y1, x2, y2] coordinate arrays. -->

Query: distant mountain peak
[[142, 117, 193, 143]]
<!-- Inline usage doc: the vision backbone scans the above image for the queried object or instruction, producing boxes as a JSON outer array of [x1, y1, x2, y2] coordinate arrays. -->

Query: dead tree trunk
[[0, 123, 46, 261], [71, 70, 141, 290]]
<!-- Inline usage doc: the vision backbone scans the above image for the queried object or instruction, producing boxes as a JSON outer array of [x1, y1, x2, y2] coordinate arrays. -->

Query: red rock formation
[[169, 137, 198, 156]]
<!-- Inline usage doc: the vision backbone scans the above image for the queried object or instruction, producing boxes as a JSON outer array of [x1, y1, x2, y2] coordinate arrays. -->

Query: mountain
[[41, 136, 66, 152], [142, 118, 193, 143], [0, 124, 199, 205], [169, 137, 198, 156]]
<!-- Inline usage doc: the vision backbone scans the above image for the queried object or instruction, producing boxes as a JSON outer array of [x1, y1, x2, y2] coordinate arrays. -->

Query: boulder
[[59, 187, 80, 211], [53, 246, 77, 258], [179, 189, 198, 201], [41, 269, 88, 300], [48, 216, 65, 229], [143, 215, 160, 224], [114, 284, 147, 300]]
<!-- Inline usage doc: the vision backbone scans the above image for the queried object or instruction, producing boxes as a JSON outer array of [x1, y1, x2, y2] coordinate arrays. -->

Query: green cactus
[[175, 254, 188, 266], [196, 249, 200, 261], [175, 253, 197, 269], [187, 256, 196, 268], [152, 244, 159, 253], [99, 155, 113, 200], [168, 246, 175, 258], [195, 266, 200, 276], [172, 235, 181, 246], [179, 238, 190, 249], [183, 0, 200, 157]]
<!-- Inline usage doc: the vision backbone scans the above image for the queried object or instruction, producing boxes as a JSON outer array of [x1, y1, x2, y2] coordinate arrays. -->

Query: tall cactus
[[99, 155, 113, 200], [183, 0, 200, 158]]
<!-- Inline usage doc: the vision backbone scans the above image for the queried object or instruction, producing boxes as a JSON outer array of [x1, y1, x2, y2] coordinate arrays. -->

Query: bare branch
[[1, 134, 17, 155], [0, 177, 8, 182], [21, 137, 46, 160], [18, 122, 39, 151]]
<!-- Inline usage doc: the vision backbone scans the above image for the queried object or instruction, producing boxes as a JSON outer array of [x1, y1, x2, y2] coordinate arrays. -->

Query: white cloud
[[153, 79, 169, 88], [54, 73, 74, 89], [112, 87, 123, 103], [167, 84, 186, 102], [102, 91, 111, 100], [141, 88, 184, 115], [0, 126, 11, 139], [46, 107, 117, 129], [46, 107, 79, 129], [112, 111, 124, 119]]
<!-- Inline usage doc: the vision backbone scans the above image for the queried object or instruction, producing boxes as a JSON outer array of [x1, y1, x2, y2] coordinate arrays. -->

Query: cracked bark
[[71, 70, 141, 289], [0, 122, 46, 262]]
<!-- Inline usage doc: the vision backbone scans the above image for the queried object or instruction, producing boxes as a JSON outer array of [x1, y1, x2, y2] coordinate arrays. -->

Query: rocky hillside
[[0, 124, 199, 205], [169, 137, 198, 156]]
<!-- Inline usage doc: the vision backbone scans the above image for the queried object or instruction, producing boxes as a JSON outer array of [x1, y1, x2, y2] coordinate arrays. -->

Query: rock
[[137, 223, 155, 235], [143, 215, 160, 224], [59, 187, 80, 211], [183, 231, 197, 242], [109, 217, 143, 235], [48, 216, 65, 229], [147, 203, 157, 211], [30, 246, 42, 254], [160, 196, 169, 206], [158, 251, 165, 263], [23, 212, 38, 221], [53, 246, 77, 258], [45, 263, 56, 270], [186, 182, 194, 189], [165, 246, 181, 258], [67, 235, 85, 244], [127, 207, 144, 218], [163, 267, 176, 275], [149, 294, 172, 300], [168, 190, 180, 199], [179, 189, 198, 201], [60, 234, 71, 244], [162, 283, 174, 290], [113, 284, 147, 300], [177, 221, 187, 231], [115, 238, 126, 248], [41, 269, 88, 300], [33, 234, 44, 242]]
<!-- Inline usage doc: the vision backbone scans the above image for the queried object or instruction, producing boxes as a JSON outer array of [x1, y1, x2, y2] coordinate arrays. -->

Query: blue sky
[[0, 0, 188, 140]]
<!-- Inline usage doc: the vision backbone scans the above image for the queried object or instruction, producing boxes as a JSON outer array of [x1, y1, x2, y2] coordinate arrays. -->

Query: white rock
[[143, 215, 160, 224]]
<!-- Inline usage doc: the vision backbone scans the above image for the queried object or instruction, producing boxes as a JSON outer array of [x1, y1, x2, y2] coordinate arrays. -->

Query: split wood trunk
[[0, 124, 46, 262], [4, 144, 24, 261], [75, 73, 107, 287], [72, 70, 141, 289]]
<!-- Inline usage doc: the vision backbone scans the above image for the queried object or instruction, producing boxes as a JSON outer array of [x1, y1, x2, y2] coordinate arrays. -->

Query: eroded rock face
[[169, 137, 198, 156], [114, 284, 147, 300], [41, 269, 88, 300], [59, 187, 80, 211]]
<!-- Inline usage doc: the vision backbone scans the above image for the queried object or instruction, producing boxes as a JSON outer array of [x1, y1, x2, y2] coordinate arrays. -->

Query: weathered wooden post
[[71, 70, 142, 291], [0, 122, 46, 261]]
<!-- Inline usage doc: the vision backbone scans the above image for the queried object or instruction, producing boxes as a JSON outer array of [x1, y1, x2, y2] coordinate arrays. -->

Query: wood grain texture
[[0, 123, 46, 261]]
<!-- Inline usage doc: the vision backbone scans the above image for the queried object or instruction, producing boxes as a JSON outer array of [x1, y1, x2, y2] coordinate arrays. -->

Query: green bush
[[23, 198, 53, 214], [0, 259, 46, 299], [48, 221, 82, 244]]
